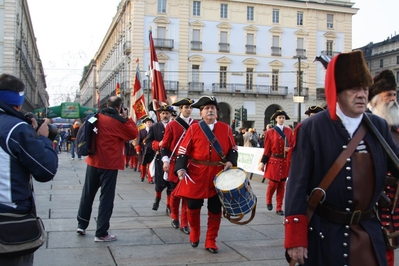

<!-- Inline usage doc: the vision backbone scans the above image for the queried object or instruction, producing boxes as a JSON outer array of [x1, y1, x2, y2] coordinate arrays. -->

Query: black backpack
[[76, 112, 99, 156]]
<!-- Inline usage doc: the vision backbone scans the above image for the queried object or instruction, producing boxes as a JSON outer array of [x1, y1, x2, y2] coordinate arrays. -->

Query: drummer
[[174, 96, 238, 254]]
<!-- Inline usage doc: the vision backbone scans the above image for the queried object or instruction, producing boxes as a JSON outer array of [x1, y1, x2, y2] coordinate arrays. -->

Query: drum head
[[215, 167, 247, 191]]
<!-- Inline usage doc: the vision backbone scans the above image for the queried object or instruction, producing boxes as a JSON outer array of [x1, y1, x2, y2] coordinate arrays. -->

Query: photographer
[[0, 74, 58, 266], [76, 96, 138, 242]]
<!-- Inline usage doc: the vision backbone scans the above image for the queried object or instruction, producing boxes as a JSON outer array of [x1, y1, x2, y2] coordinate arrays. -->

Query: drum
[[214, 167, 257, 225]]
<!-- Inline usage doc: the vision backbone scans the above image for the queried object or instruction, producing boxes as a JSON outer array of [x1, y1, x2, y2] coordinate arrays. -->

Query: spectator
[[70, 121, 82, 160]]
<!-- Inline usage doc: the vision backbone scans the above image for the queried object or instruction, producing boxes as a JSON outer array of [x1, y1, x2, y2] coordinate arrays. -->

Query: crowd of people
[[4, 49, 399, 265]]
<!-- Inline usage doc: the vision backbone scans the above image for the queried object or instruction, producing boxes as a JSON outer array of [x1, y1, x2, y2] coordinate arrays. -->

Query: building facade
[[80, 0, 358, 130], [0, 0, 49, 112]]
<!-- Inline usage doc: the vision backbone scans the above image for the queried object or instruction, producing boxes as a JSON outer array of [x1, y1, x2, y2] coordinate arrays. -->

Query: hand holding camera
[[120, 107, 128, 119]]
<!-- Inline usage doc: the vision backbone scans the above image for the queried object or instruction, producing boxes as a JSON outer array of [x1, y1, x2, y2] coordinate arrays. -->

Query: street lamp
[[293, 55, 307, 123]]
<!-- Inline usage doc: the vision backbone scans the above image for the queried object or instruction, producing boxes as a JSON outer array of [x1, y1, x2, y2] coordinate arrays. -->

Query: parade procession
[[2, 0, 399, 265]]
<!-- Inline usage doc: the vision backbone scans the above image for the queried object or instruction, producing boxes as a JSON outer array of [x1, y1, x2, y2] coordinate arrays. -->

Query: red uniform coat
[[262, 126, 293, 181], [174, 121, 238, 199], [161, 117, 197, 183]]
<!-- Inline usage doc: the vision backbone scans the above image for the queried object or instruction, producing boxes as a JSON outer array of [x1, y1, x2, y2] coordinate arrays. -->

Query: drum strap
[[199, 120, 226, 161]]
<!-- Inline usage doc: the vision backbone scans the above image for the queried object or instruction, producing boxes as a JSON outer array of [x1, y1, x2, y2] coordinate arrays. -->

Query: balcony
[[296, 49, 307, 58], [142, 80, 179, 93], [191, 41, 202, 51], [321, 50, 340, 58], [271, 46, 281, 56], [123, 41, 131, 55], [188, 82, 204, 92], [153, 38, 174, 50], [211, 83, 288, 97], [316, 87, 326, 100], [294, 87, 309, 97], [219, 43, 230, 52], [246, 45, 256, 54]]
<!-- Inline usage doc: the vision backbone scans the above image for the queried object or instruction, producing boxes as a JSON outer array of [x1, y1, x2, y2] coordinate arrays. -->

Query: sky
[[27, 0, 398, 106]]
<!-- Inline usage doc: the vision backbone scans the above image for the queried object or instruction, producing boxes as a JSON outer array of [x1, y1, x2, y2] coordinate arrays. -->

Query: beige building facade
[[0, 0, 49, 112], [80, 0, 358, 129]]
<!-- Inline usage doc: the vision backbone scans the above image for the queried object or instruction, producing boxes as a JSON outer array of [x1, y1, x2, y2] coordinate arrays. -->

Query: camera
[[25, 112, 58, 141]]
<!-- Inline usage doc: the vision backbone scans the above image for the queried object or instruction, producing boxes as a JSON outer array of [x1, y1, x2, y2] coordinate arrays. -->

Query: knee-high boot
[[166, 195, 171, 215], [147, 165, 153, 183], [170, 193, 180, 221], [140, 165, 146, 180], [276, 181, 286, 212], [180, 198, 189, 228], [187, 208, 201, 247], [266, 180, 278, 205], [205, 211, 222, 253]]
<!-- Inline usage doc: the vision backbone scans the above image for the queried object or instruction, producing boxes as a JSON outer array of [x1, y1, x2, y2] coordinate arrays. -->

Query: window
[[327, 14, 334, 29], [380, 59, 384, 68], [271, 35, 280, 56], [397, 71, 399, 83], [246, 68, 253, 90], [159, 63, 165, 79], [271, 69, 279, 91], [219, 31, 229, 52], [326, 40, 333, 56], [246, 34, 256, 54], [158, 0, 166, 13], [247, 6, 254, 21], [397, 56, 399, 64], [157, 27, 166, 39], [220, 66, 227, 89], [221, 4, 228, 19], [193, 1, 201, 16], [297, 38, 305, 57], [191, 29, 201, 50], [297, 12, 303, 26], [273, 9, 279, 23], [192, 65, 200, 90]]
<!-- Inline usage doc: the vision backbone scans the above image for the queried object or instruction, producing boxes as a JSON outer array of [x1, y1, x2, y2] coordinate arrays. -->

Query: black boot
[[152, 197, 161, 211]]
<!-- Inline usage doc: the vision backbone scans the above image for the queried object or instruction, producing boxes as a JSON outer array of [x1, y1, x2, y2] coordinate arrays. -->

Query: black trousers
[[186, 194, 222, 214], [77, 165, 118, 237]]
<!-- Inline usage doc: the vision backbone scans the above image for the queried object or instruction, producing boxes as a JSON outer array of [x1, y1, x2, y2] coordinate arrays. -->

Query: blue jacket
[[0, 99, 58, 214]]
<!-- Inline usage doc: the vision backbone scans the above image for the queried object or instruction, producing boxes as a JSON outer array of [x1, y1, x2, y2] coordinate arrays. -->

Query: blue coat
[[0, 100, 58, 214], [284, 110, 399, 265]]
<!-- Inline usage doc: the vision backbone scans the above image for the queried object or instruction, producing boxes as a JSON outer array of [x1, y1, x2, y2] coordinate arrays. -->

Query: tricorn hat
[[190, 96, 220, 110], [271, 110, 290, 120], [368, 69, 397, 101], [142, 115, 154, 123], [304, 106, 324, 116], [325, 50, 373, 120], [156, 105, 174, 113], [172, 98, 194, 107]]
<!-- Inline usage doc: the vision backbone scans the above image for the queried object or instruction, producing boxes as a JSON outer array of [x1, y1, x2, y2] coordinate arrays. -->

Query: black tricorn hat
[[304, 106, 324, 116], [271, 110, 290, 120], [141, 115, 154, 123], [156, 105, 174, 113], [368, 69, 397, 101], [172, 98, 194, 107], [190, 96, 220, 110]]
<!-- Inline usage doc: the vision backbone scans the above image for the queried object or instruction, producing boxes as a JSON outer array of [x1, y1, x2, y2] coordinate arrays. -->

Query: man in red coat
[[258, 110, 293, 216], [174, 96, 238, 254], [161, 98, 197, 235]]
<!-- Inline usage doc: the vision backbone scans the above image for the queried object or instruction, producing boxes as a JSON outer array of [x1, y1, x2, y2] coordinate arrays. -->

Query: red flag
[[132, 58, 148, 122], [149, 30, 168, 112], [115, 82, 121, 96]]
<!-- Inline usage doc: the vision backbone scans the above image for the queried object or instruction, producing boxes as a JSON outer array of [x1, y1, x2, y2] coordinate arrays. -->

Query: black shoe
[[191, 241, 199, 248], [180, 226, 190, 234], [267, 204, 273, 211], [149, 181, 154, 184], [152, 198, 160, 211], [276, 210, 284, 216], [125, 164, 128, 168], [206, 247, 218, 254], [141, 178, 144, 182], [171, 220, 179, 229], [166, 205, 171, 216]]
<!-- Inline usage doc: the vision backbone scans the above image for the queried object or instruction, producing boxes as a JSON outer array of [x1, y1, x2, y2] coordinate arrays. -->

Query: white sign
[[293, 96, 305, 103], [237, 146, 264, 176]]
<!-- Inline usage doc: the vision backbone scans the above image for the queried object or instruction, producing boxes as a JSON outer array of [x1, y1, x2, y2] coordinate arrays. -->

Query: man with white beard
[[368, 69, 399, 266]]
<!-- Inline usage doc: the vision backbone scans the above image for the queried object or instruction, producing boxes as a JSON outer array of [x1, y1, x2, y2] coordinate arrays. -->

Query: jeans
[[0, 253, 34, 266], [77, 165, 118, 237], [70, 140, 81, 159]]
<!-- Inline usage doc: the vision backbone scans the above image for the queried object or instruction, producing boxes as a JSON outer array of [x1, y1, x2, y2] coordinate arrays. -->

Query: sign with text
[[237, 146, 264, 175]]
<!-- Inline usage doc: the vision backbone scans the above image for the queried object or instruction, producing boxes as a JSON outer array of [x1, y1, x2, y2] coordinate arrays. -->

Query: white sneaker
[[76, 228, 86, 235], [94, 234, 117, 242]]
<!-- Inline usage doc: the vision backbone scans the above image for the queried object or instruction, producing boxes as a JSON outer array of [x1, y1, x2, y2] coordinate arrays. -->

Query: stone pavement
[[32, 152, 287, 266], [32, 152, 399, 266]]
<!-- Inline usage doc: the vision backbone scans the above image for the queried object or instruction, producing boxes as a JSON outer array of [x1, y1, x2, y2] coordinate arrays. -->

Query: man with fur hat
[[368, 69, 399, 266], [135, 115, 154, 183], [258, 110, 293, 216], [174, 96, 238, 253], [161, 98, 197, 235], [284, 51, 399, 265], [146, 105, 174, 213]]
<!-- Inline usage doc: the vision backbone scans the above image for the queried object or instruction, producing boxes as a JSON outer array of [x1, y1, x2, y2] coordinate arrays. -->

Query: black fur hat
[[368, 69, 397, 101]]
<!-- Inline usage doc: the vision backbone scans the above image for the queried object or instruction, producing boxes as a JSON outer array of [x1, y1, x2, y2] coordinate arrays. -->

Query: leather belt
[[190, 159, 222, 166], [315, 203, 375, 225], [271, 153, 285, 158]]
